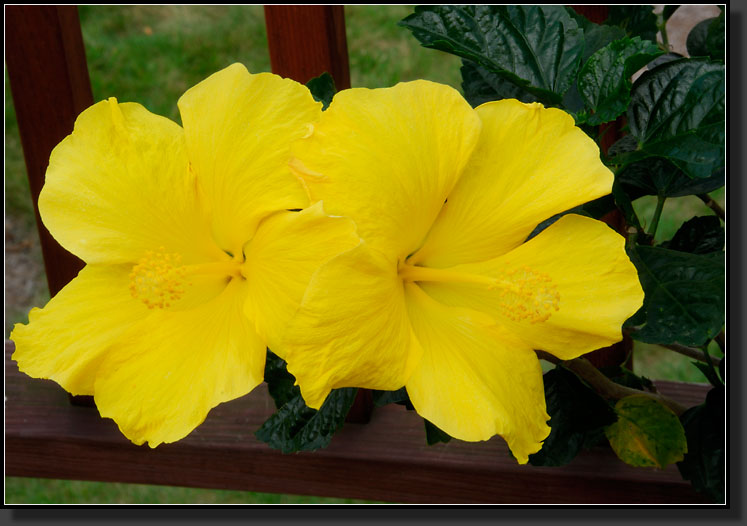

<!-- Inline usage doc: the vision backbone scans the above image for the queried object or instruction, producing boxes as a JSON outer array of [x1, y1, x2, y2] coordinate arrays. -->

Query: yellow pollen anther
[[129, 247, 187, 310], [494, 266, 560, 324], [398, 262, 560, 324], [129, 248, 244, 309]]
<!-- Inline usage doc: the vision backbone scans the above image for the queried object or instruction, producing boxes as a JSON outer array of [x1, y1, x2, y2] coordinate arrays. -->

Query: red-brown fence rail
[[4, 5, 712, 503]]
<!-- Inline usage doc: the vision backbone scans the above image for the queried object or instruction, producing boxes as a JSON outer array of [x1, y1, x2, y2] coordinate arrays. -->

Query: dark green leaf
[[264, 350, 298, 409], [608, 134, 640, 157], [598, 365, 655, 392], [605, 6, 658, 42], [663, 6, 681, 22], [580, 22, 627, 62], [686, 18, 713, 58], [677, 387, 725, 503], [526, 193, 617, 242], [579, 37, 662, 125], [305, 71, 336, 110], [617, 158, 725, 199], [611, 179, 643, 233], [255, 387, 357, 454], [625, 58, 725, 179], [526, 208, 592, 241], [691, 361, 723, 388], [372, 387, 412, 408], [424, 419, 452, 445], [605, 395, 688, 468], [627, 245, 725, 346], [528, 367, 617, 467], [400, 5, 584, 103], [660, 216, 724, 254], [718, 356, 725, 384], [706, 11, 725, 61], [460, 59, 539, 107], [578, 194, 618, 220], [647, 52, 685, 70], [562, 7, 625, 119]]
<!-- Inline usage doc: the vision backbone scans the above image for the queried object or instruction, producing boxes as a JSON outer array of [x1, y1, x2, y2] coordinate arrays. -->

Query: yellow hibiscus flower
[[282, 80, 645, 463], [10, 63, 358, 447]]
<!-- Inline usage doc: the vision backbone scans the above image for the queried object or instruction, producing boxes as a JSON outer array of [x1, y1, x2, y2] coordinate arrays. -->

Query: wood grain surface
[[5, 341, 711, 504]]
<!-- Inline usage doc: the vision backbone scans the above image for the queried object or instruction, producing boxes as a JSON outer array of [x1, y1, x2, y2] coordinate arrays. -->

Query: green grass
[[4, 477, 378, 504], [4, 5, 724, 504]]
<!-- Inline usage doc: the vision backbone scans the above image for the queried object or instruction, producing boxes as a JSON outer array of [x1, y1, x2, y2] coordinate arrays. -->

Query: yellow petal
[[178, 63, 318, 254], [283, 243, 421, 409], [10, 264, 150, 395], [420, 214, 644, 360], [404, 283, 550, 463], [39, 98, 222, 265], [93, 278, 265, 447], [410, 99, 614, 268], [242, 201, 360, 355], [290, 80, 481, 260]]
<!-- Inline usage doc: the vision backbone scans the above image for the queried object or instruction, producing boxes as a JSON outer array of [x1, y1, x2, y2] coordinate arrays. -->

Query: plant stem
[[715, 330, 725, 352], [701, 344, 723, 385], [658, 17, 670, 51], [648, 194, 666, 239], [697, 193, 725, 220], [535, 351, 688, 415], [661, 342, 723, 366]]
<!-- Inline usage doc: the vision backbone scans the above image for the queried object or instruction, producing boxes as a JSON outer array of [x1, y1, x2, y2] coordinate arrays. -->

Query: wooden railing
[[4, 5, 711, 503]]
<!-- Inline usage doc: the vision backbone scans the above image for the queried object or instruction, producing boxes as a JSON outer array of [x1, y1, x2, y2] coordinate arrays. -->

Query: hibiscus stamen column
[[399, 261, 560, 323]]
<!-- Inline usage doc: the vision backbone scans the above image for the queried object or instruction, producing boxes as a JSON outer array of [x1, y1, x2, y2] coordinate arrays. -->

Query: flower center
[[398, 262, 560, 323], [129, 247, 242, 309]]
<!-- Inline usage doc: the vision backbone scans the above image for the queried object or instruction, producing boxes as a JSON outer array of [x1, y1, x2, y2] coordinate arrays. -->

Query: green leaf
[[685, 13, 725, 62], [605, 395, 688, 469], [686, 18, 712, 58], [625, 58, 725, 179], [424, 419, 452, 445], [460, 59, 539, 107], [611, 179, 643, 233], [372, 387, 412, 409], [255, 387, 357, 454], [677, 387, 725, 502], [691, 361, 723, 388], [608, 134, 640, 157], [605, 6, 658, 42], [627, 245, 725, 346], [706, 11, 725, 61], [647, 52, 685, 70], [528, 367, 617, 467], [580, 22, 627, 63], [578, 37, 662, 125], [617, 158, 725, 199], [305, 71, 336, 110], [400, 5, 584, 103], [598, 365, 655, 392], [663, 6, 680, 22], [660, 216, 725, 255], [264, 349, 298, 409], [259, 349, 357, 453]]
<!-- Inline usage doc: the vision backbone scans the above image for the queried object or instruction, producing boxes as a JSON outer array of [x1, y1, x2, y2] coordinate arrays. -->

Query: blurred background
[[5, 5, 724, 503]]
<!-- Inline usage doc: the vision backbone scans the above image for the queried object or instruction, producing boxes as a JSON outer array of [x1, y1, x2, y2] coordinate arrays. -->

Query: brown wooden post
[[569, 5, 633, 370], [264, 6, 351, 90], [5, 6, 91, 297], [264, 6, 371, 422]]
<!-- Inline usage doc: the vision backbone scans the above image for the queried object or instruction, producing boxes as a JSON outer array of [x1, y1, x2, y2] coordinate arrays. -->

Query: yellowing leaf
[[605, 395, 688, 469]]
